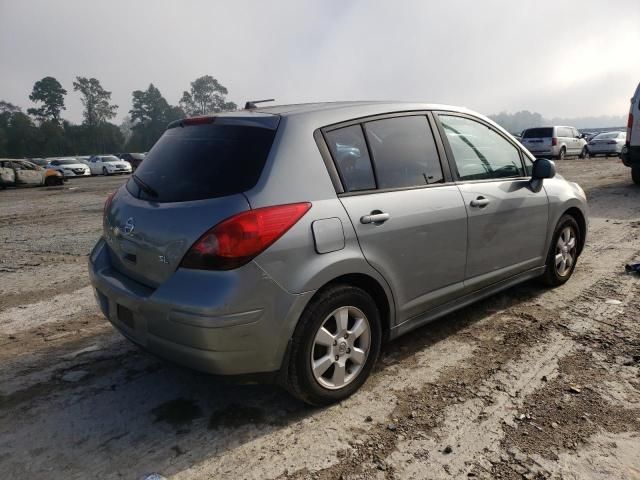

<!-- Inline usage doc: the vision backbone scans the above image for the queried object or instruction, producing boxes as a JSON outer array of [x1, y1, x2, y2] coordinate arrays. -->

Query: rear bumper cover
[[88, 238, 313, 375]]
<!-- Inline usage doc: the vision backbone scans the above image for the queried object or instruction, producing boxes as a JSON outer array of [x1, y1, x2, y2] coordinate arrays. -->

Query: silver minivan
[[520, 126, 588, 160], [89, 102, 588, 405]]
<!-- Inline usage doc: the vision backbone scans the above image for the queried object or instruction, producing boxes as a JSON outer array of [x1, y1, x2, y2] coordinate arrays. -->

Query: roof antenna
[[244, 99, 275, 110]]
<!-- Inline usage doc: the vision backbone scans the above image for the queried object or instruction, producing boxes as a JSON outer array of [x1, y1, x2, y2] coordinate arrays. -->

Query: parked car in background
[[587, 131, 626, 157], [47, 157, 91, 177], [90, 102, 588, 405], [621, 81, 640, 185], [520, 126, 588, 160], [28, 158, 49, 168], [117, 153, 146, 171], [0, 159, 64, 187], [88, 155, 132, 175], [582, 132, 599, 142]]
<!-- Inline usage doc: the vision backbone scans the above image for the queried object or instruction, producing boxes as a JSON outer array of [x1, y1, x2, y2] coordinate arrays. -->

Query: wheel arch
[[304, 273, 394, 342], [563, 206, 587, 255]]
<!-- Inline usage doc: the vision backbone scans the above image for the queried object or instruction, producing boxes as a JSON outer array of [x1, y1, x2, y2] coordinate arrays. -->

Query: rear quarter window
[[324, 125, 376, 192], [128, 123, 277, 202]]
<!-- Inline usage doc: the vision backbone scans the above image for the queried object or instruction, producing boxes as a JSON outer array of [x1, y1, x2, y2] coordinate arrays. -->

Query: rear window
[[593, 132, 621, 140], [127, 123, 277, 202], [522, 128, 553, 139]]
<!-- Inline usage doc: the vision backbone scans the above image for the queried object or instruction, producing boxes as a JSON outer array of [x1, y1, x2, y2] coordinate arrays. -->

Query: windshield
[[127, 122, 277, 203], [57, 159, 80, 165], [522, 128, 553, 139], [101, 156, 120, 162]]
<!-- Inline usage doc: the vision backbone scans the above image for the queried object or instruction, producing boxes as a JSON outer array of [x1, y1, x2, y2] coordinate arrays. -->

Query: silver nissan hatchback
[[89, 102, 588, 405]]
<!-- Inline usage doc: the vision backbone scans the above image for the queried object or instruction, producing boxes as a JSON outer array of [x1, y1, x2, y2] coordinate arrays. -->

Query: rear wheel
[[285, 285, 382, 406], [541, 215, 580, 287], [632, 166, 640, 185], [557, 147, 566, 161]]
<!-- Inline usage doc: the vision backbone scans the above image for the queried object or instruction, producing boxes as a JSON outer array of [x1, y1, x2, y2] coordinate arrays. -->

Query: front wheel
[[579, 146, 588, 159], [285, 285, 382, 406], [540, 215, 580, 287], [632, 166, 640, 185]]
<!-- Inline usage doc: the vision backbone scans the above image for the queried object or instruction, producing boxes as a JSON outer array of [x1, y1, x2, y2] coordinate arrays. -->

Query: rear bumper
[[526, 145, 557, 157], [88, 238, 313, 375], [588, 145, 622, 155]]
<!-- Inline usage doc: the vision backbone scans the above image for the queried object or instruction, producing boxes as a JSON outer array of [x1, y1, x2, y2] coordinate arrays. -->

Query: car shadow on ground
[[1, 278, 551, 479]]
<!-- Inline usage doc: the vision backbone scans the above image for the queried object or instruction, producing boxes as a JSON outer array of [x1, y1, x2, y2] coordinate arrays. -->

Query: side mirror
[[532, 158, 556, 180]]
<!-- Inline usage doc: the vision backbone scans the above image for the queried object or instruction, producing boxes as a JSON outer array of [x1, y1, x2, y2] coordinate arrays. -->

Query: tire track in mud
[[280, 250, 640, 480]]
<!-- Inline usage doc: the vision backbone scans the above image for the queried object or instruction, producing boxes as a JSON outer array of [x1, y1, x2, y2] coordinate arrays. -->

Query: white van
[[621, 82, 640, 184]]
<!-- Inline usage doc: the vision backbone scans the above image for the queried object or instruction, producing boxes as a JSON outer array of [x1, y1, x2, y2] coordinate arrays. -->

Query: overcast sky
[[1, 0, 639, 124]]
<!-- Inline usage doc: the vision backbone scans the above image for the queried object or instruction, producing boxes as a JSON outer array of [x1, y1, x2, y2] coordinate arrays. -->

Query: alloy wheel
[[311, 306, 371, 390], [555, 226, 577, 277]]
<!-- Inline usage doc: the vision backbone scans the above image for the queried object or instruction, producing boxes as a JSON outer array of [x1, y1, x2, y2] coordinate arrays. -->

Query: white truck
[[621, 82, 640, 185]]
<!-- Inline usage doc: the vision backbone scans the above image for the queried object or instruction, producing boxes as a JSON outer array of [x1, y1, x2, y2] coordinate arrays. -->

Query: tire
[[285, 285, 382, 406], [579, 146, 588, 159], [540, 214, 580, 287], [557, 147, 566, 161], [632, 166, 640, 185], [44, 176, 54, 186], [102, 167, 110, 176]]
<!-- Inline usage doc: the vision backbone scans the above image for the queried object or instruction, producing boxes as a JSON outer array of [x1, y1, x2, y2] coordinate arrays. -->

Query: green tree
[[128, 83, 183, 150], [0, 101, 22, 114], [27, 76, 67, 123], [179, 75, 236, 116], [72, 77, 119, 152], [4, 112, 40, 158], [72, 77, 118, 127], [0, 101, 22, 156]]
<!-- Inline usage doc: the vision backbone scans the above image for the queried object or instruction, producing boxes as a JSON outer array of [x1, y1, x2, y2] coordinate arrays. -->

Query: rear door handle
[[360, 212, 390, 224], [469, 196, 490, 208]]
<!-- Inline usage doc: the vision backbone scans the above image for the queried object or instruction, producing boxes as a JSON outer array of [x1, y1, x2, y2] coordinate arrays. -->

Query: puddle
[[151, 398, 203, 427]]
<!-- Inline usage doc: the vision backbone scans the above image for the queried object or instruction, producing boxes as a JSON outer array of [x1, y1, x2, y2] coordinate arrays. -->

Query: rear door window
[[324, 125, 376, 192], [363, 116, 444, 189], [128, 123, 277, 202], [439, 114, 525, 181]]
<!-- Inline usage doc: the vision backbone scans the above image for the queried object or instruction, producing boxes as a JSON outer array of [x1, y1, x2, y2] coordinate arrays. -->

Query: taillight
[[104, 191, 116, 216], [551, 137, 558, 146], [182, 116, 214, 126], [181, 202, 312, 270], [627, 113, 633, 146]]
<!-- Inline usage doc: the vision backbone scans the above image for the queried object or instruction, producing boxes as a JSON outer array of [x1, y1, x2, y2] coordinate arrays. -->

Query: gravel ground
[[0, 159, 638, 480]]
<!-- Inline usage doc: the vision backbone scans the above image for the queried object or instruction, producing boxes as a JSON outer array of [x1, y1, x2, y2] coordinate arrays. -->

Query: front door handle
[[470, 196, 490, 208], [360, 212, 390, 224]]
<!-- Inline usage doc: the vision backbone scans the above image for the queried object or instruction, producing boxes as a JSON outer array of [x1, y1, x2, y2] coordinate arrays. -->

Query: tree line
[[0, 75, 237, 158]]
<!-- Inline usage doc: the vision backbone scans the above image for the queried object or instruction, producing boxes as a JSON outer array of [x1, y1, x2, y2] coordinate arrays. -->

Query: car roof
[[211, 101, 483, 129]]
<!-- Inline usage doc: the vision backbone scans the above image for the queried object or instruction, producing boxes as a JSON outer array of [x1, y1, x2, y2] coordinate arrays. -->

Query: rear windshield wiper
[[132, 173, 158, 198]]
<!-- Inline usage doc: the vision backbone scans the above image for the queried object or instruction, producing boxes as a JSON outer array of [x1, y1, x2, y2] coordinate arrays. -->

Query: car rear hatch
[[520, 127, 553, 151], [103, 114, 280, 288]]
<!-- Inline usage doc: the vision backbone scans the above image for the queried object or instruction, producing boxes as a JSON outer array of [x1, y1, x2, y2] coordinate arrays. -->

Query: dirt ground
[[0, 158, 638, 480]]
